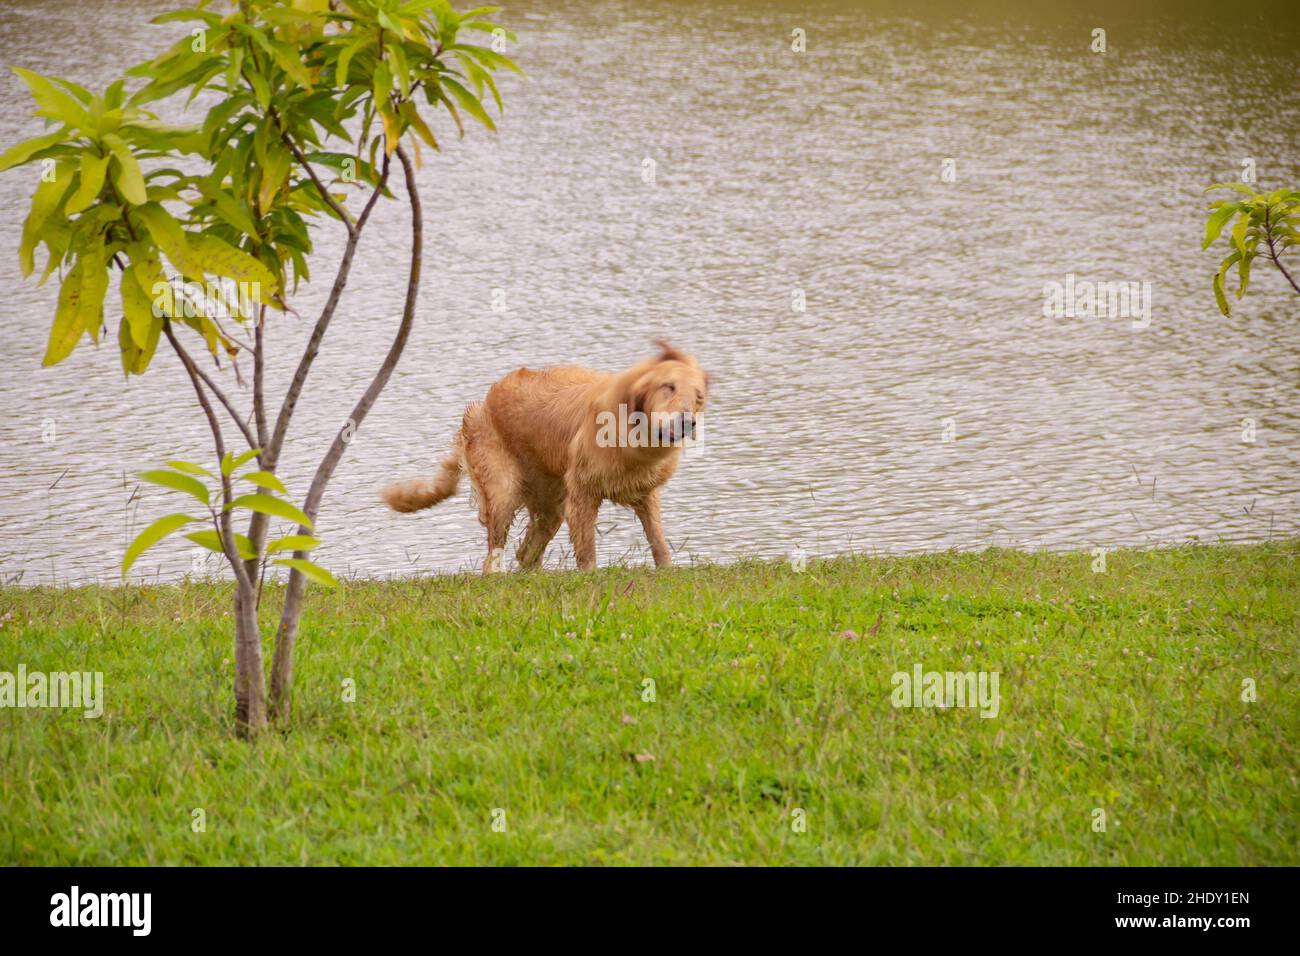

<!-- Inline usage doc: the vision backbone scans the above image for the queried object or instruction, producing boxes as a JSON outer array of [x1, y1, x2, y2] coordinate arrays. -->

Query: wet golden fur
[[381, 341, 709, 572]]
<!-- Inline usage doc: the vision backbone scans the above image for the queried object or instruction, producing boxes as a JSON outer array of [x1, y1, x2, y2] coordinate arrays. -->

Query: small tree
[[1202, 184, 1300, 315], [1, 0, 519, 737]]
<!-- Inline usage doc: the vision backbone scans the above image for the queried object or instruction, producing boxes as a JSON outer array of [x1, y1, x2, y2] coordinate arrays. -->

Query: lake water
[[1, 0, 1297, 584]]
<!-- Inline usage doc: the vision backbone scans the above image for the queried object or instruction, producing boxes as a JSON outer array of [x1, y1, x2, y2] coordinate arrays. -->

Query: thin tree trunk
[[269, 145, 424, 722], [165, 322, 267, 736], [233, 580, 267, 733]]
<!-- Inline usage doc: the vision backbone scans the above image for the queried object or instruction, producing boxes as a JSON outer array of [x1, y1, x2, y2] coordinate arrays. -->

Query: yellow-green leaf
[[12, 66, 90, 130], [134, 202, 199, 277], [1212, 270, 1230, 317], [399, 101, 438, 151], [273, 557, 337, 588], [138, 469, 211, 505], [118, 270, 162, 375], [120, 261, 158, 350], [77, 238, 109, 344], [240, 470, 287, 494], [122, 512, 198, 576], [166, 459, 215, 478], [104, 133, 147, 205], [66, 151, 109, 215], [266, 534, 321, 554], [1231, 215, 1249, 257], [1203, 203, 1240, 250], [188, 232, 279, 300], [185, 529, 257, 560], [221, 448, 261, 476], [19, 160, 75, 277], [0, 126, 70, 173], [269, 38, 314, 89], [43, 258, 88, 366], [380, 108, 400, 156], [229, 493, 313, 529], [441, 76, 495, 132]]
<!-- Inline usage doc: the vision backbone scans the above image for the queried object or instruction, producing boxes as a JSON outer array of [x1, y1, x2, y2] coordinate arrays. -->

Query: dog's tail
[[380, 445, 463, 514]]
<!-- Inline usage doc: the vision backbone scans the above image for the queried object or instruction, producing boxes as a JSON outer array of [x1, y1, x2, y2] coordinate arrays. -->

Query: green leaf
[[119, 266, 162, 373], [184, 529, 257, 560], [12, 66, 90, 129], [273, 557, 337, 588], [0, 127, 71, 173], [1203, 203, 1241, 250], [138, 469, 211, 505], [1204, 182, 1258, 197], [269, 38, 315, 89], [188, 232, 279, 299], [47, 238, 109, 355], [1231, 215, 1250, 257], [103, 134, 147, 205], [388, 42, 410, 99], [229, 493, 313, 529], [166, 459, 215, 478], [240, 470, 287, 494], [373, 60, 392, 104], [247, 65, 272, 109], [42, 241, 107, 365], [122, 512, 198, 576], [134, 202, 200, 276], [451, 41, 522, 78], [380, 107, 401, 155], [120, 262, 155, 349], [1212, 269, 1230, 317], [336, 36, 366, 88], [399, 101, 439, 151], [441, 75, 495, 131], [201, 184, 260, 237], [19, 160, 75, 277], [221, 448, 261, 476], [66, 150, 109, 215], [265, 534, 321, 554]]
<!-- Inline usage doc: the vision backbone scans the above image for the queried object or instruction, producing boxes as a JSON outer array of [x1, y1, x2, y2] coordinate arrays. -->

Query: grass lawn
[[1, 541, 1297, 865]]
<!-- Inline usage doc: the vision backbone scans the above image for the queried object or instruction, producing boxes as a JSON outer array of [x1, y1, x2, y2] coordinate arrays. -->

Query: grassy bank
[[1, 542, 1297, 865]]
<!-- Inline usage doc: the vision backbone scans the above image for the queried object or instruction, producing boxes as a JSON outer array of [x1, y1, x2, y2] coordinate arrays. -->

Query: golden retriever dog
[[381, 340, 709, 573]]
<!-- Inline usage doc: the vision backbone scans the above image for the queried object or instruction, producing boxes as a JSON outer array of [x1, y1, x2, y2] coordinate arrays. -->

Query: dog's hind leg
[[457, 404, 523, 574], [482, 514, 512, 573], [564, 491, 601, 571], [516, 507, 563, 570]]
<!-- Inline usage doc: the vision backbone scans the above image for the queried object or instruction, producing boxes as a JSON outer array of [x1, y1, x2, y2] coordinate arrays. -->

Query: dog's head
[[626, 340, 710, 446]]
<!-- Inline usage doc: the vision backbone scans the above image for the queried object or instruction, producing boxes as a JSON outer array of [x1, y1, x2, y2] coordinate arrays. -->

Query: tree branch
[[280, 128, 357, 236], [164, 321, 254, 594], [264, 151, 392, 472], [246, 304, 272, 598], [170, 330, 259, 453], [1264, 206, 1300, 296], [298, 145, 421, 523], [253, 304, 269, 452], [270, 144, 421, 720]]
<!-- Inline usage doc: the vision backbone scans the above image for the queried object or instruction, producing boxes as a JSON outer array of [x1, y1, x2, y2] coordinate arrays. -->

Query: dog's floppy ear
[[653, 338, 689, 364], [628, 371, 653, 415]]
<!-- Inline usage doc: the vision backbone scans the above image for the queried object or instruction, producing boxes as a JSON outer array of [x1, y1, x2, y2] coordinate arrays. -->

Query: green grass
[[1, 541, 1297, 865]]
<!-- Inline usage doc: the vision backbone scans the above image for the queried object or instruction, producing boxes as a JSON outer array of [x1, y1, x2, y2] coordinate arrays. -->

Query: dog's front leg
[[634, 490, 672, 568], [565, 492, 600, 571]]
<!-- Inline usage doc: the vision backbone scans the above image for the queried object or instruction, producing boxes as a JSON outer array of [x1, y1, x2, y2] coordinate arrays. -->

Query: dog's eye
[[662, 383, 676, 394]]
